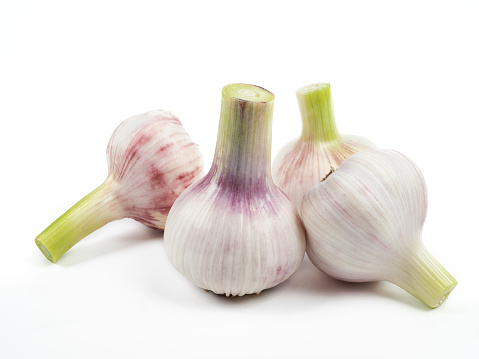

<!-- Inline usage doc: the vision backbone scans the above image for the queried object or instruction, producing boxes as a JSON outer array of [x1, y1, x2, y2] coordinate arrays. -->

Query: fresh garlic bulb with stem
[[164, 84, 306, 296], [273, 83, 376, 210], [36, 110, 203, 263], [301, 149, 457, 308]]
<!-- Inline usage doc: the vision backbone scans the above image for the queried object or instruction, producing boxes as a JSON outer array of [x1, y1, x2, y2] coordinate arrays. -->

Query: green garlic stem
[[212, 83, 275, 183], [296, 83, 340, 142], [35, 177, 123, 262], [394, 246, 457, 308]]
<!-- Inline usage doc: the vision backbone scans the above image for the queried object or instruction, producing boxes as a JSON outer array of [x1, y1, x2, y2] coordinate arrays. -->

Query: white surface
[[1, 1, 478, 358]]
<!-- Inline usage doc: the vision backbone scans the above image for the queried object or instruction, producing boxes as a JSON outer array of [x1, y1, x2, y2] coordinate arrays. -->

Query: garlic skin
[[273, 83, 376, 210], [301, 149, 457, 308], [36, 110, 203, 262], [164, 84, 306, 296], [106, 110, 203, 228]]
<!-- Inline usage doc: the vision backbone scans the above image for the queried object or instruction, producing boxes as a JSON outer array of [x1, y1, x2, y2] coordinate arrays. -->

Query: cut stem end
[[35, 238, 56, 263], [211, 83, 275, 185], [222, 83, 274, 103], [395, 246, 458, 309]]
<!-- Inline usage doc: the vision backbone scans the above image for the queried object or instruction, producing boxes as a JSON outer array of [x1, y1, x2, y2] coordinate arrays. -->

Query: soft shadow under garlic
[[290, 258, 430, 310], [205, 286, 281, 305], [55, 222, 163, 266]]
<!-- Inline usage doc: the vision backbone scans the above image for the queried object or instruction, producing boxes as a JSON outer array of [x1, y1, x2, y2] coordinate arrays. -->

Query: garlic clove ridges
[[301, 149, 457, 308], [273, 83, 376, 210], [107, 110, 203, 229], [35, 110, 203, 262], [164, 84, 306, 296], [165, 184, 306, 296]]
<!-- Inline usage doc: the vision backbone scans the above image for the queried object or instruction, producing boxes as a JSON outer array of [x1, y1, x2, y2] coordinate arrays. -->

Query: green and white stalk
[[273, 83, 376, 210], [36, 178, 123, 262], [164, 84, 306, 296], [301, 149, 457, 308], [36, 110, 203, 262]]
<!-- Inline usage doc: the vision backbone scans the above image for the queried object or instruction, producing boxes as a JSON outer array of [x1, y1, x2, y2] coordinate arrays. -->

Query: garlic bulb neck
[[35, 177, 124, 262], [297, 83, 340, 142], [392, 246, 457, 308], [211, 84, 274, 188]]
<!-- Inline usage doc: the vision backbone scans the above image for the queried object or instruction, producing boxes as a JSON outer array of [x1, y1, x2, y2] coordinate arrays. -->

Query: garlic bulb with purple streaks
[[273, 83, 376, 210], [36, 110, 203, 262], [301, 149, 457, 308], [164, 84, 306, 296]]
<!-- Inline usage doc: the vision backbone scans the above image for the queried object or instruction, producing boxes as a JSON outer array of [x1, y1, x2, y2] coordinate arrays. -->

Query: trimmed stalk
[[35, 178, 123, 262], [394, 246, 457, 308], [211, 83, 274, 187], [297, 83, 340, 142]]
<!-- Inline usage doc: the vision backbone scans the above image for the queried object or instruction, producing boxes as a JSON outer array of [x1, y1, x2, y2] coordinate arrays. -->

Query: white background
[[1, 0, 478, 358]]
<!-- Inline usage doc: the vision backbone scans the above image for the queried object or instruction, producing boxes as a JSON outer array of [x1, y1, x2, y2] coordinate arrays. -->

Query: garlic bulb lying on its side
[[273, 83, 376, 210], [164, 84, 306, 296], [301, 149, 457, 308], [36, 110, 203, 262]]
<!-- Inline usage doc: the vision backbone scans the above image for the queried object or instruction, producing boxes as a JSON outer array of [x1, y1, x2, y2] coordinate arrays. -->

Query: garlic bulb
[[36, 110, 203, 262], [301, 149, 457, 308], [273, 83, 376, 210], [164, 84, 306, 296]]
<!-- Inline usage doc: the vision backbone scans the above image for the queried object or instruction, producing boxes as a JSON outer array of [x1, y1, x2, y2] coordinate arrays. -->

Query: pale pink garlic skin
[[107, 110, 203, 229], [301, 149, 428, 282], [164, 169, 306, 296], [272, 135, 375, 210]]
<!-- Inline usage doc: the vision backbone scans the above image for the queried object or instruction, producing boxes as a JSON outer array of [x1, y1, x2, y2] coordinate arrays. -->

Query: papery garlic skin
[[106, 110, 203, 228], [164, 84, 306, 296], [35, 110, 203, 262], [301, 149, 457, 308], [273, 83, 376, 210]]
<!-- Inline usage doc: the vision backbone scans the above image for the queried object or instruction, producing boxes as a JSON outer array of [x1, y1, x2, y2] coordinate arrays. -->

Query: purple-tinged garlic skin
[[164, 84, 306, 296], [165, 173, 305, 296], [273, 135, 375, 210], [301, 149, 457, 308], [35, 110, 203, 262], [273, 83, 376, 210], [107, 110, 203, 228]]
